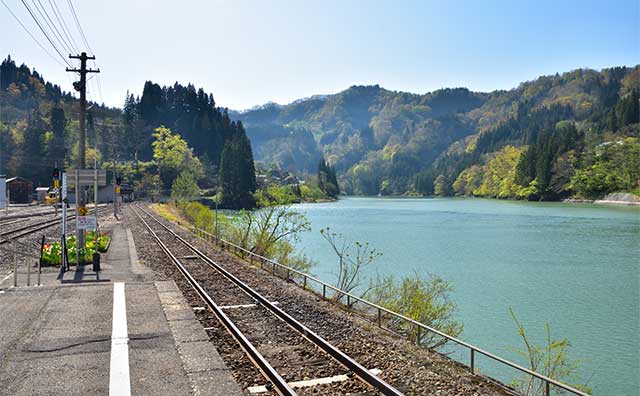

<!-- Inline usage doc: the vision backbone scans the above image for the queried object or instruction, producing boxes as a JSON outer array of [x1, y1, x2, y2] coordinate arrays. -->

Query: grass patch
[[151, 203, 185, 224]]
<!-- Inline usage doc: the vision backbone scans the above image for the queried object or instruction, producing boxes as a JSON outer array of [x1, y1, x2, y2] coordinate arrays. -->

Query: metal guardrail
[[184, 224, 590, 396], [0, 237, 43, 287], [136, 205, 404, 396]]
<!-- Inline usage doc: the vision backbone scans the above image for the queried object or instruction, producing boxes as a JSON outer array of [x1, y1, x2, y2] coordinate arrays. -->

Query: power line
[[64, 0, 103, 105], [48, 0, 79, 53], [19, 0, 72, 67], [66, 0, 91, 54], [1, 0, 66, 67], [31, 0, 74, 55]]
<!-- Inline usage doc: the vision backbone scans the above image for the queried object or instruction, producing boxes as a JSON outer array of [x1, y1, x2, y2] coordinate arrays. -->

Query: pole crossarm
[[65, 68, 100, 73]]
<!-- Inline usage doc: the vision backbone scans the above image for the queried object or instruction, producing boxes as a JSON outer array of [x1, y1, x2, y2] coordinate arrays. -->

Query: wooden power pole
[[66, 52, 99, 255]]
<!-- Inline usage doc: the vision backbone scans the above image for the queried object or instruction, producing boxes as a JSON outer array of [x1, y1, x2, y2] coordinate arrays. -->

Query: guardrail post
[[322, 284, 326, 300], [377, 308, 382, 327], [415, 325, 421, 345], [26, 256, 31, 286], [303, 275, 307, 289], [286, 269, 290, 281], [272, 262, 276, 275], [347, 294, 350, 307], [546, 381, 550, 396], [13, 242, 18, 287], [38, 235, 44, 286], [470, 349, 475, 373]]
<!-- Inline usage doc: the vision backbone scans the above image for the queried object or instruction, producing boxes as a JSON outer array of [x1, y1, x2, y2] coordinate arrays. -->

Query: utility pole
[[66, 52, 99, 258], [94, 139, 98, 229]]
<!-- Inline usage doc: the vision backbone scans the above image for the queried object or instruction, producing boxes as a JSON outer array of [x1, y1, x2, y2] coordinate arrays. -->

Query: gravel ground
[[128, 203, 520, 396]]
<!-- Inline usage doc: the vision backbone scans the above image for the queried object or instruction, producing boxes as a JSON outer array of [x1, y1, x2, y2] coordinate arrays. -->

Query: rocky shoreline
[[564, 192, 640, 206]]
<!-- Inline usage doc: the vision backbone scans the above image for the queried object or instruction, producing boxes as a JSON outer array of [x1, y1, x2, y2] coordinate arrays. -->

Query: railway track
[[131, 204, 405, 396], [0, 206, 110, 244]]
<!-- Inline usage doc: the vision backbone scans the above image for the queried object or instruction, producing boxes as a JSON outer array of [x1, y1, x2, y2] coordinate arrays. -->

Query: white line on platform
[[247, 369, 382, 393], [109, 282, 131, 396], [1, 272, 13, 284]]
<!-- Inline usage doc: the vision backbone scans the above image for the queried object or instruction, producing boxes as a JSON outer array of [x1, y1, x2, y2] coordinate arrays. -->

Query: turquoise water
[[292, 197, 640, 396]]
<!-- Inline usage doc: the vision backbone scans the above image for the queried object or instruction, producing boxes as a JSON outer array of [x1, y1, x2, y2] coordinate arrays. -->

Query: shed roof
[[6, 177, 32, 183]]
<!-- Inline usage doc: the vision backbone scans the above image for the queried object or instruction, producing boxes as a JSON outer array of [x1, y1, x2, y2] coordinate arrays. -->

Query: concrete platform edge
[[154, 280, 243, 396]]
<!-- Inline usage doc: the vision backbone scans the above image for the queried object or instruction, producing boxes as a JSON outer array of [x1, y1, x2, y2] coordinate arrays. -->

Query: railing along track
[[131, 204, 404, 396], [176, 209, 591, 396]]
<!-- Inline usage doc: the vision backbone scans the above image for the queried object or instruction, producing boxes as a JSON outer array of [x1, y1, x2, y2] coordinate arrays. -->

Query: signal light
[[53, 168, 60, 179], [116, 177, 121, 186]]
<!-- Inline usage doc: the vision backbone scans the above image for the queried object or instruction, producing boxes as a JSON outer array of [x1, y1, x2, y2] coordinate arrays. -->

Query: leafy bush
[[41, 231, 111, 265], [367, 272, 463, 348]]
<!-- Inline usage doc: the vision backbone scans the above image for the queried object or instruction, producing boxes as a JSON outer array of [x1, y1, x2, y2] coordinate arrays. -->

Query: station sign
[[76, 215, 97, 230], [66, 169, 107, 187], [0, 177, 6, 209]]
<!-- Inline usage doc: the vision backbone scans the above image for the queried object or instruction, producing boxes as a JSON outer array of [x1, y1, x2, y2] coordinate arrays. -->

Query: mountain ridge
[[234, 66, 640, 199]]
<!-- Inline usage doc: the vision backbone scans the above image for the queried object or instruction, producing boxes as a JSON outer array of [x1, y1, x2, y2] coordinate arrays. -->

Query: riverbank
[[564, 192, 640, 206]]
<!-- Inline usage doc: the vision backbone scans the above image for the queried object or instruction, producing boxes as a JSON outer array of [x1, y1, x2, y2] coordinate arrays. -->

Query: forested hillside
[[0, 56, 257, 208], [236, 67, 640, 200]]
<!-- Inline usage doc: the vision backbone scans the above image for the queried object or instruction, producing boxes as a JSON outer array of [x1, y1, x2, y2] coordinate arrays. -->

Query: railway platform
[[0, 221, 242, 396]]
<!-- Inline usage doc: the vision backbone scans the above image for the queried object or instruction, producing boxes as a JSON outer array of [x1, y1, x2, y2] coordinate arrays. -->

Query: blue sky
[[1, 0, 638, 109]]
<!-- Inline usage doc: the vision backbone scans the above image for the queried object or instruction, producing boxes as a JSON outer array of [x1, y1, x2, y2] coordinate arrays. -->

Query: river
[[291, 197, 639, 395]]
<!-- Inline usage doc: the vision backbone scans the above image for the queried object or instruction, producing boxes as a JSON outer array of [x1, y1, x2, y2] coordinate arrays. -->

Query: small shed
[[120, 183, 134, 202], [6, 177, 33, 204]]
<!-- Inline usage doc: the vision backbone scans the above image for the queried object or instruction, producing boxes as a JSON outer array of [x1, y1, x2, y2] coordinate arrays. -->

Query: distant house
[[36, 187, 50, 203], [6, 177, 33, 204]]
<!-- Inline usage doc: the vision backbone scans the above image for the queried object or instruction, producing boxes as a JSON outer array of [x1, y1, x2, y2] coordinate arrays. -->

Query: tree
[[320, 227, 382, 302], [621, 89, 639, 126], [21, 110, 46, 184], [434, 174, 450, 196], [318, 157, 339, 197], [415, 171, 434, 195], [367, 272, 463, 348], [509, 309, 591, 395], [152, 126, 204, 190], [171, 171, 200, 201], [219, 122, 257, 209], [48, 104, 66, 164]]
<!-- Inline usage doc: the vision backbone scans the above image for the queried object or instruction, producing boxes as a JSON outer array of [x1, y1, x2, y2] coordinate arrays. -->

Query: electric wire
[[1, 0, 66, 67], [65, 0, 92, 55], [64, 0, 103, 105], [31, 0, 74, 55], [19, 0, 72, 67], [48, 0, 79, 53]]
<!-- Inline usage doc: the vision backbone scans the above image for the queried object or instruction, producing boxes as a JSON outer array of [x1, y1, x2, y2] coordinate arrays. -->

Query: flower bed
[[41, 231, 111, 266]]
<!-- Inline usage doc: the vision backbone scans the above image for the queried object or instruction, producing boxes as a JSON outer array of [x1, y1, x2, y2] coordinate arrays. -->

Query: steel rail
[[135, 204, 405, 396], [183, 217, 590, 396], [130, 205, 296, 396], [0, 207, 111, 244]]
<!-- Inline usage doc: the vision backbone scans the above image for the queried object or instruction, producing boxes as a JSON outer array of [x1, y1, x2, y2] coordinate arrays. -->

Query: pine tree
[[171, 171, 200, 201], [21, 110, 46, 184], [317, 157, 339, 197], [219, 122, 257, 209], [48, 104, 67, 165], [608, 109, 618, 132], [621, 90, 639, 126]]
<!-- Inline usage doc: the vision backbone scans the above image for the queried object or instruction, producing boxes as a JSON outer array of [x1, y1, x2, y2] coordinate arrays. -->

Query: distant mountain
[[235, 67, 640, 198]]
